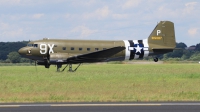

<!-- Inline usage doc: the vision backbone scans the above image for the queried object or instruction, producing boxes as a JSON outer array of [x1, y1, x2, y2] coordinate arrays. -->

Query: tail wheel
[[154, 57, 158, 62]]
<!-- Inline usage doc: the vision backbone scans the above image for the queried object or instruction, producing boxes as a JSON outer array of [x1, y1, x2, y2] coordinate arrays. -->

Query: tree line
[[0, 41, 200, 63], [160, 43, 200, 61], [0, 41, 31, 63]]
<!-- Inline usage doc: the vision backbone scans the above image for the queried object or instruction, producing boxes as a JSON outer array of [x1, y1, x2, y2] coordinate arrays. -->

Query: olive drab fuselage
[[19, 39, 150, 62]]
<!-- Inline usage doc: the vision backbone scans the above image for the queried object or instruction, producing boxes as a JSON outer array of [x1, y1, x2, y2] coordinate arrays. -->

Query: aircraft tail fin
[[148, 21, 176, 50]]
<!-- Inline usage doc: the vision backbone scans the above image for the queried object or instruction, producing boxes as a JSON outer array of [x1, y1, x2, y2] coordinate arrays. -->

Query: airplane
[[18, 21, 176, 72]]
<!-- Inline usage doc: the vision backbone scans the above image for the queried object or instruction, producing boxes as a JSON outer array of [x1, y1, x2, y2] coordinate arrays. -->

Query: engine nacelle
[[37, 60, 50, 68]]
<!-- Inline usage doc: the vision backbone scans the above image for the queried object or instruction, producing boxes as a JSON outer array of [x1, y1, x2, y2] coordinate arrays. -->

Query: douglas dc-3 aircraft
[[18, 21, 176, 72]]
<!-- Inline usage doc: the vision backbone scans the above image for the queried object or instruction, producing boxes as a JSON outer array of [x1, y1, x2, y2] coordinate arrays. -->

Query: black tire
[[154, 57, 158, 62]]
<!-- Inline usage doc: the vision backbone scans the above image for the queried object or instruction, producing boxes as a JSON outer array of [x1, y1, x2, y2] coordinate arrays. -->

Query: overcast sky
[[0, 0, 199, 46]]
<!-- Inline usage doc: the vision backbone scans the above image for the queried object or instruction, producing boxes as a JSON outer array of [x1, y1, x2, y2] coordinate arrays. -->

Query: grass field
[[0, 63, 200, 102]]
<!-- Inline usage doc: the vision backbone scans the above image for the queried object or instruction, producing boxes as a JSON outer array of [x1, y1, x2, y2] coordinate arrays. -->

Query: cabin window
[[63, 47, 66, 50], [103, 48, 107, 50], [79, 48, 82, 51], [71, 47, 75, 50], [33, 44, 38, 48], [87, 48, 90, 51], [95, 48, 99, 51]]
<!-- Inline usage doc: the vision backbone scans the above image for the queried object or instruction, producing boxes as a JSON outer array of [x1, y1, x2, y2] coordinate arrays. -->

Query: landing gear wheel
[[57, 64, 62, 72], [45, 63, 50, 68], [154, 57, 158, 62]]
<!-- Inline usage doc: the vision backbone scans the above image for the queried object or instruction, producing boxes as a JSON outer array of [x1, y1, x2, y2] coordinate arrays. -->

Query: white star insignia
[[134, 45, 143, 53]]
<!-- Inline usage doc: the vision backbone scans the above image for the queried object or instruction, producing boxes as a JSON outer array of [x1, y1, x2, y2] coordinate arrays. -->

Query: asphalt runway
[[0, 102, 200, 112]]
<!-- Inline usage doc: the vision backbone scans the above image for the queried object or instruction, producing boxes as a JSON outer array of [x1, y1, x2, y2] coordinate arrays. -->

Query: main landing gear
[[154, 57, 158, 62], [56, 63, 82, 72]]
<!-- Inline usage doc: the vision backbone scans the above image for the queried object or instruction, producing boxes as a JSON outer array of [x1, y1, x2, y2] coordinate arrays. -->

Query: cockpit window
[[34, 44, 38, 48], [27, 44, 38, 47], [27, 44, 33, 47]]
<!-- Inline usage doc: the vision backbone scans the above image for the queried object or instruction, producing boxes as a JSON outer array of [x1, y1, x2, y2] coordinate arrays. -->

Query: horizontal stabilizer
[[152, 48, 174, 49], [152, 48, 174, 54], [152, 48, 182, 50]]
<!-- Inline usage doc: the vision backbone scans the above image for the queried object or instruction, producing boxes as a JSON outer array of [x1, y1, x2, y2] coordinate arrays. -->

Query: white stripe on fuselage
[[123, 40, 130, 60], [143, 39, 149, 58], [132, 40, 139, 59]]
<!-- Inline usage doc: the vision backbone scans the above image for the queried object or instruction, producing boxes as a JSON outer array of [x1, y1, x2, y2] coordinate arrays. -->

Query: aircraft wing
[[66, 46, 125, 64]]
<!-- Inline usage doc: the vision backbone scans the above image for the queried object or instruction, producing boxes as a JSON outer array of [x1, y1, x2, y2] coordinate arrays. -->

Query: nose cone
[[18, 47, 26, 55]]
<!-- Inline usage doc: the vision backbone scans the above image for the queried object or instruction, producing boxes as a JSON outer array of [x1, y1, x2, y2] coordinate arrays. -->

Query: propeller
[[45, 46, 50, 68], [47, 47, 50, 61]]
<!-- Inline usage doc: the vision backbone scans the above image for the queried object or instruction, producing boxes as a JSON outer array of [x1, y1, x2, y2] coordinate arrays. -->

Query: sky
[[0, 0, 199, 46]]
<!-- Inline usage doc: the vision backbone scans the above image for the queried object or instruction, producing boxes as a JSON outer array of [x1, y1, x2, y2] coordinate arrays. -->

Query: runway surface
[[0, 102, 200, 112]]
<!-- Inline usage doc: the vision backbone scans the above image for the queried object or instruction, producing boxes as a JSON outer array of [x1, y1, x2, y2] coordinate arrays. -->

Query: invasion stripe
[[143, 39, 149, 58], [128, 40, 135, 60], [143, 47, 148, 51], [123, 40, 130, 61], [138, 40, 144, 58]]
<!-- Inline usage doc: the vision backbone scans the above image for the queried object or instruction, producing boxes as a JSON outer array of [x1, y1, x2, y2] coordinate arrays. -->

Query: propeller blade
[[46, 47, 50, 66], [47, 47, 50, 60]]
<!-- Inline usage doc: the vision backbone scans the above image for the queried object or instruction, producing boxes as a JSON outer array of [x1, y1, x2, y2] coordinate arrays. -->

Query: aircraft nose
[[18, 47, 26, 55]]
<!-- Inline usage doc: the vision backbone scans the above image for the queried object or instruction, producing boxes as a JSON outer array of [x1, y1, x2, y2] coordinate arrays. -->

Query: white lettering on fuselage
[[48, 44, 54, 54], [40, 44, 54, 54]]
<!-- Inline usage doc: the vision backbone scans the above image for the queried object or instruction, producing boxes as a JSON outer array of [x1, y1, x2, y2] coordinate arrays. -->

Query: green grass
[[0, 64, 200, 102]]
